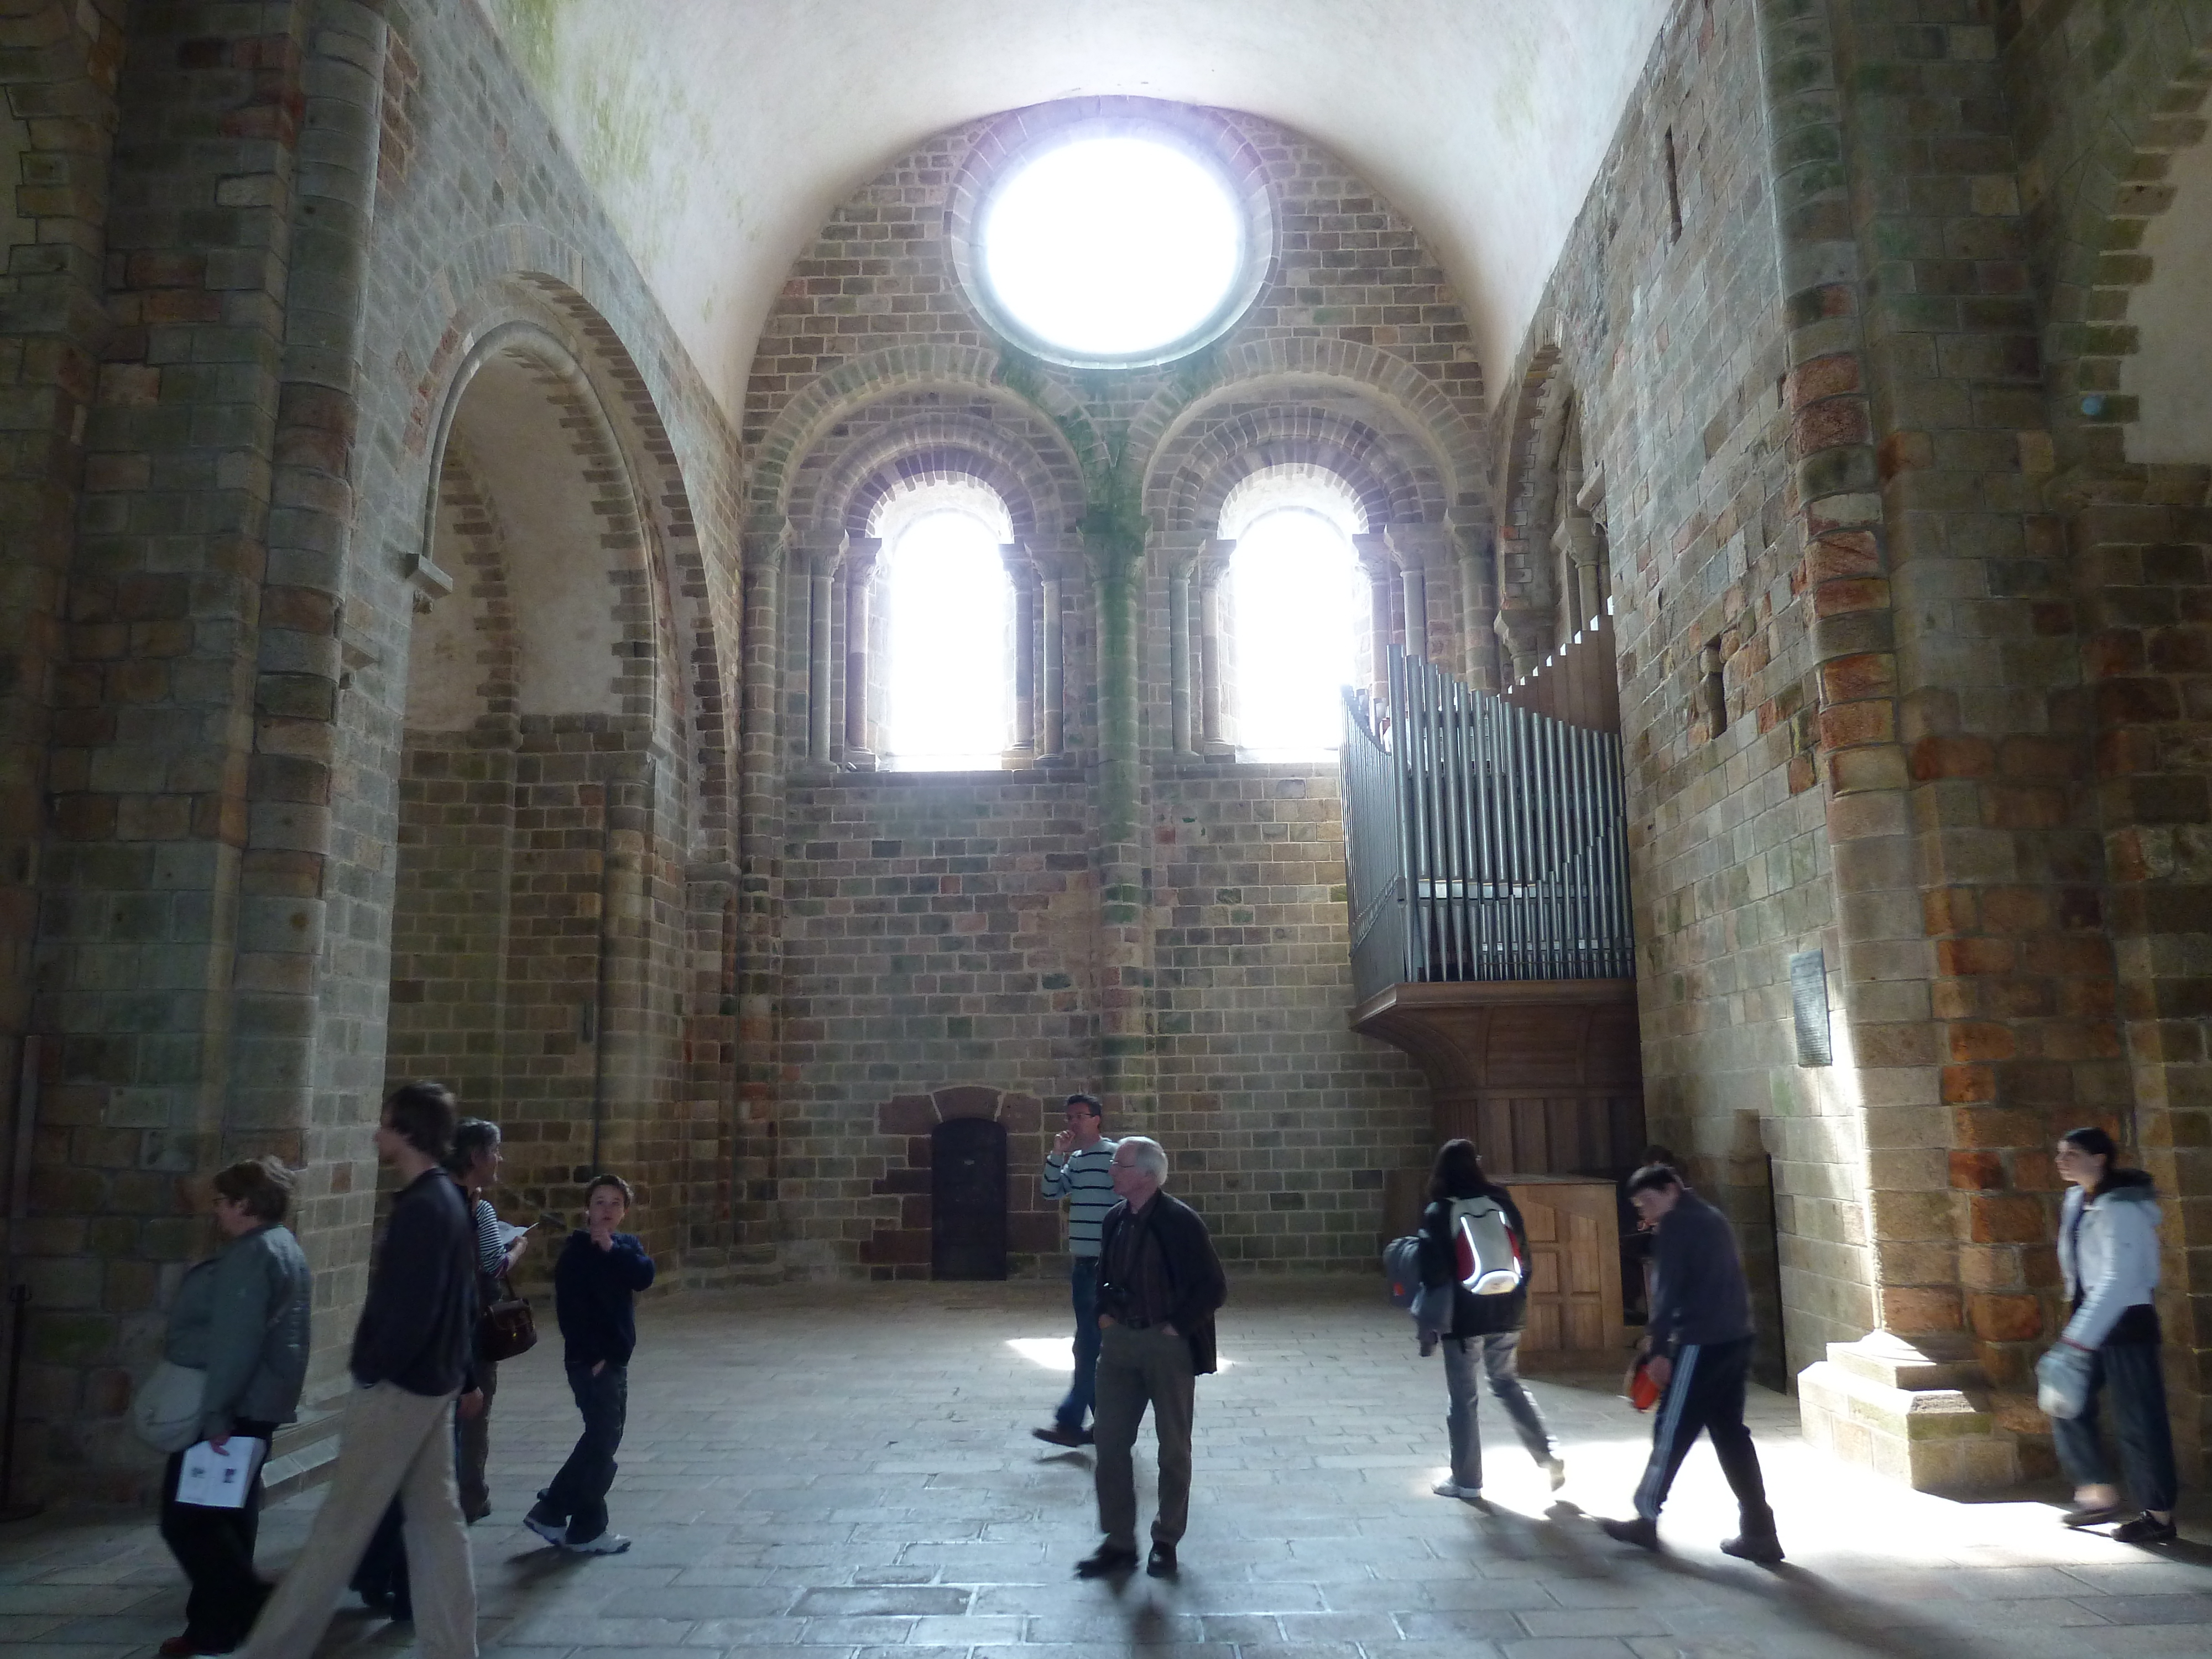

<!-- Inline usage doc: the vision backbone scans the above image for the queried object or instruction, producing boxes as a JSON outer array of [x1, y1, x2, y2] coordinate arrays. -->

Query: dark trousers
[[159, 1418, 279, 1650], [2051, 1339, 2179, 1514], [1055, 1258, 1102, 1429], [1094, 1324, 1196, 1551], [1632, 1337, 1773, 1535], [540, 1361, 627, 1544]]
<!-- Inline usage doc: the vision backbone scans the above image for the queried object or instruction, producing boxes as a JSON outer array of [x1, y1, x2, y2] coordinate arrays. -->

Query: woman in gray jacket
[[158, 1158, 312, 1656], [2051, 1127, 2177, 1546]]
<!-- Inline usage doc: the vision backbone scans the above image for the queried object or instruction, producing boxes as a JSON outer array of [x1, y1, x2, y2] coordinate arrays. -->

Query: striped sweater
[[1040, 1139, 1120, 1258]]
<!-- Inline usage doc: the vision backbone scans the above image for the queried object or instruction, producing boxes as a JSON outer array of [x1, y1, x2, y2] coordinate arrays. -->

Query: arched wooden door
[[931, 1117, 1008, 1279]]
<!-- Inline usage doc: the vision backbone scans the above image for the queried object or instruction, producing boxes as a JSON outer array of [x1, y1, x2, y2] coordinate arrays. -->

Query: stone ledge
[[1799, 1332, 2021, 1493]]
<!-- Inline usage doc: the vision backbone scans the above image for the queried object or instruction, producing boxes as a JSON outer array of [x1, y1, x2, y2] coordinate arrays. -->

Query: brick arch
[[746, 344, 1100, 532], [1129, 336, 1485, 522], [2031, 28, 2212, 484], [791, 403, 1082, 553], [1150, 402, 1442, 534], [399, 264, 734, 860]]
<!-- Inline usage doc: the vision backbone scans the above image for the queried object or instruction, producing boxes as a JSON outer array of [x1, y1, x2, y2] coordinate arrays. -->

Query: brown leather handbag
[[477, 1291, 537, 1363]]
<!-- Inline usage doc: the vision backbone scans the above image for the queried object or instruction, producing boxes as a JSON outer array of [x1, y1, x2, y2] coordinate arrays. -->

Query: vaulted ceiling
[[481, 1, 1672, 420]]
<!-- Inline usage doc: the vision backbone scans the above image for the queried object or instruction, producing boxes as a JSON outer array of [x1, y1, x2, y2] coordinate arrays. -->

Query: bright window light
[[982, 135, 1245, 361], [881, 504, 1013, 770], [1230, 507, 1368, 761]]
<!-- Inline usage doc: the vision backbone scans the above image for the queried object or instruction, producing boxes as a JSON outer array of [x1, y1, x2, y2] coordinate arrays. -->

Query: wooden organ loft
[[1342, 628, 1642, 1355]]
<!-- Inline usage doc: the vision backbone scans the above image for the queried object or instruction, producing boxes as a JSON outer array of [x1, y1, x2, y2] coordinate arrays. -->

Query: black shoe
[[1031, 1423, 1087, 1448], [1075, 1545, 1140, 1578], [1719, 1532, 1785, 1564], [1146, 1542, 1177, 1578], [1599, 1515, 1660, 1550], [2112, 1513, 2178, 1546]]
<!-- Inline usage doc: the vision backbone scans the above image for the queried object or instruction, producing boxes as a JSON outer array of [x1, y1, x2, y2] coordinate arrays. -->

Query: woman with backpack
[[2049, 1126, 2178, 1545], [1420, 1139, 1566, 1500]]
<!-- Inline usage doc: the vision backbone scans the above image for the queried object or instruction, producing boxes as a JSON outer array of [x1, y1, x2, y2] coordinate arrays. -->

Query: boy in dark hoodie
[[525, 1174, 655, 1555]]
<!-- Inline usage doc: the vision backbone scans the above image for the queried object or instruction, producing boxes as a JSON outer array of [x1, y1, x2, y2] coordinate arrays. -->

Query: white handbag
[[2036, 1342, 2094, 1421], [132, 1359, 208, 1453]]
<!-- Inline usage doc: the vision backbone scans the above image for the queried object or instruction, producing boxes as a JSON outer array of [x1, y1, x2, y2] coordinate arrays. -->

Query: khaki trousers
[[239, 1381, 476, 1659], [1093, 1323, 1196, 1551]]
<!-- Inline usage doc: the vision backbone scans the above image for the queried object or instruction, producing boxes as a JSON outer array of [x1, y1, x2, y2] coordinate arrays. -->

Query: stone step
[[260, 1403, 343, 1505]]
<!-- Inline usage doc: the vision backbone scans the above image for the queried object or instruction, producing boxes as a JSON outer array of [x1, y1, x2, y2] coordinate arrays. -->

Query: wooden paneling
[[1503, 1177, 1621, 1354]]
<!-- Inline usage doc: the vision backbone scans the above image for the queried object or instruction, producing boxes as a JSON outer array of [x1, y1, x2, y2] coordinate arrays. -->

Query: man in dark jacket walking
[[526, 1173, 656, 1556], [1078, 1136, 1226, 1581], [238, 1082, 483, 1659], [1419, 1139, 1565, 1499], [1600, 1163, 1782, 1563]]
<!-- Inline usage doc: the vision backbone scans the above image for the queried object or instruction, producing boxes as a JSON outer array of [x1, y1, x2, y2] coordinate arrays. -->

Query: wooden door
[[931, 1117, 1008, 1280]]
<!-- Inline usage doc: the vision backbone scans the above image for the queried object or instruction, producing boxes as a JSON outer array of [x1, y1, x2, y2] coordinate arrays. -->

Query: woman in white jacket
[[2051, 1127, 2178, 1545]]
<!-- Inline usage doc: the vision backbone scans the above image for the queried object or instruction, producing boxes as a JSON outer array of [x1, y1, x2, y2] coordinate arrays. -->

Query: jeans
[[2050, 1339, 2179, 1514], [540, 1361, 628, 1544], [1055, 1257, 1102, 1428], [1441, 1333, 1553, 1488], [1093, 1323, 1196, 1550], [1632, 1337, 1773, 1536], [454, 1357, 498, 1521], [159, 1417, 278, 1650], [237, 1383, 475, 1659]]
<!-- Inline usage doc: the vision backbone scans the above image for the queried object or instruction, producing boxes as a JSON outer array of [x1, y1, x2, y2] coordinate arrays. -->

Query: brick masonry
[[4, 0, 2212, 1505]]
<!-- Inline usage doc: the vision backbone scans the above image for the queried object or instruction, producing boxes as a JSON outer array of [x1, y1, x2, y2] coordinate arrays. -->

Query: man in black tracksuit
[[1600, 1163, 1783, 1563]]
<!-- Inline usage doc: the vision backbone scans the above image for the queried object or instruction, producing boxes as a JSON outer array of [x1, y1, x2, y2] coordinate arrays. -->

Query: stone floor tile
[[1, 1285, 2207, 1659]]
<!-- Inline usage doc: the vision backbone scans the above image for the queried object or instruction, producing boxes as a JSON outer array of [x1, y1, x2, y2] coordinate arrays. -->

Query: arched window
[[873, 480, 1015, 770], [1222, 471, 1370, 761]]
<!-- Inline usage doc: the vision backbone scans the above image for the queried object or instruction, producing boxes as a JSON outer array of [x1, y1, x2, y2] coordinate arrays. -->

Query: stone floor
[[4, 1278, 2210, 1658]]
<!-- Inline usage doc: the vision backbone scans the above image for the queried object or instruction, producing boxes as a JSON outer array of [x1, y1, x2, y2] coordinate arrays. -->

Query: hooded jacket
[[2058, 1168, 2162, 1349]]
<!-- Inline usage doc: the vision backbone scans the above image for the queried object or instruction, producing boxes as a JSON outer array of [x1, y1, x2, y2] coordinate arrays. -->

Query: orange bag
[[1625, 1354, 1661, 1412]]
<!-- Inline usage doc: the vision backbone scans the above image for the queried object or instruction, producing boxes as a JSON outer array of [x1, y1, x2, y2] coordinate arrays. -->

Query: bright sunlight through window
[[1230, 507, 1368, 762], [880, 493, 1013, 771], [982, 135, 1245, 362]]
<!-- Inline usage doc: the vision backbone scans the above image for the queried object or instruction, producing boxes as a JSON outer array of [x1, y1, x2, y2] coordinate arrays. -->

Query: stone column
[[802, 546, 837, 772], [842, 536, 879, 768], [1039, 566, 1065, 759], [1453, 514, 1501, 693], [1354, 532, 1396, 700], [1091, 529, 1152, 1114], [1004, 542, 1036, 765], [1159, 531, 1207, 758], [1196, 538, 1234, 754], [736, 520, 790, 1244]]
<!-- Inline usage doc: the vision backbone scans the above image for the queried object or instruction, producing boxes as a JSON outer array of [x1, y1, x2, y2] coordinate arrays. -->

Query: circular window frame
[[946, 99, 1275, 372]]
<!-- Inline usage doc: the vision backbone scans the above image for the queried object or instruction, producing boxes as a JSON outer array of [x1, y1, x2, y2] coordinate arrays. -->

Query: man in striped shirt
[[1032, 1094, 1119, 1447]]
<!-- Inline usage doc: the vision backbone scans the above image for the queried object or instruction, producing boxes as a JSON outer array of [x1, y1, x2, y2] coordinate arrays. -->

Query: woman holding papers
[[156, 1158, 312, 1656]]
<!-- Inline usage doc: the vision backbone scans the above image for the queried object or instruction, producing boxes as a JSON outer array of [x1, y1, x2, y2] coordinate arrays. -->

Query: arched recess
[[768, 379, 1092, 771], [2027, 36, 2212, 1485], [389, 320, 687, 1238], [1494, 349, 1613, 704]]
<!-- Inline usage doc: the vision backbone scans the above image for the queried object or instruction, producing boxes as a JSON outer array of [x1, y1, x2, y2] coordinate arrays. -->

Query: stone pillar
[[25, 0, 320, 1503], [1091, 530, 1152, 1113], [1354, 532, 1396, 699], [1039, 568, 1065, 760], [736, 521, 789, 1245], [842, 536, 879, 767], [1004, 542, 1035, 765], [1453, 514, 1501, 693], [802, 547, 836, 771], [1196, 538, 1234, 754], [1159, 531, 1207, 758]]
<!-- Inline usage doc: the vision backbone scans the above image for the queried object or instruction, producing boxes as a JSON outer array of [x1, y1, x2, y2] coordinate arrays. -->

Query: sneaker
[[1599, 1515, 1660, 1551], [523, 1510, 568, 1548], [1545, 1455, 1568, 1492], [1031, 1422, 1087, 1448], [2062, 1503, 2126, 1529], [1719, 1532, 1786, 1564], [1432, 1479, 1481, 1500], [2111, 1514, 2178, 1546], [565, 1531, 632, 1555]]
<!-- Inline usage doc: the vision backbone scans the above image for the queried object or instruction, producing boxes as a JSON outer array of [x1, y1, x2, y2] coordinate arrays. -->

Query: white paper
[[493, 1218, 528, 1247], [175, 1437, 267, 1510]]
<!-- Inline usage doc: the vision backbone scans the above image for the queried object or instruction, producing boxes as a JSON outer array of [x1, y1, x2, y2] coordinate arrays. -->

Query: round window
[[954, 111, 1271, 370]]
